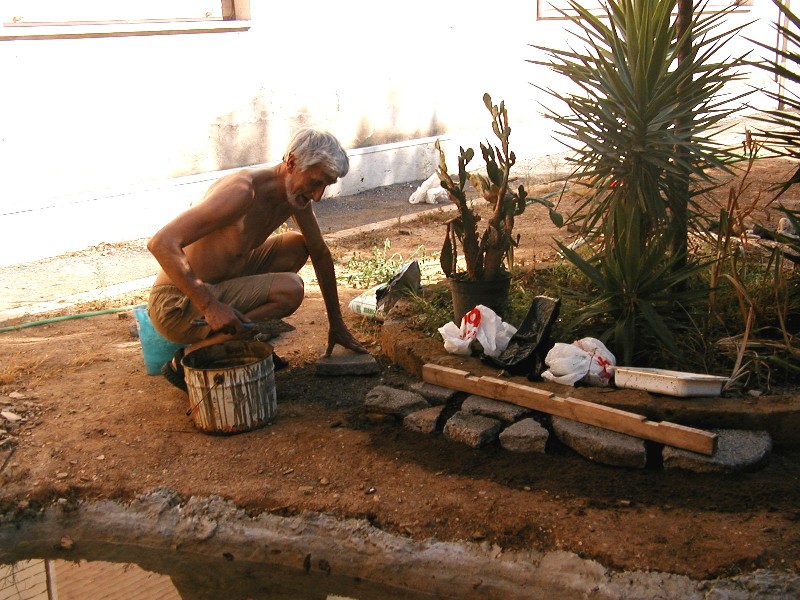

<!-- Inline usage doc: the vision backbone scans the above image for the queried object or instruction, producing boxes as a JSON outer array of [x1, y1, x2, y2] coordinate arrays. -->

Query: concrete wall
[[0, 0, 783, 266]]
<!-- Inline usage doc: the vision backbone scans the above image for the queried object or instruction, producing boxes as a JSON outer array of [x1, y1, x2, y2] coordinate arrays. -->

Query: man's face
[[285, 159, 337, 211]]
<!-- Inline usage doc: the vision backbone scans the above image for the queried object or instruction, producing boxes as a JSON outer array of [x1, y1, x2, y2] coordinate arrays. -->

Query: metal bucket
[[181, 340, 277, 435]]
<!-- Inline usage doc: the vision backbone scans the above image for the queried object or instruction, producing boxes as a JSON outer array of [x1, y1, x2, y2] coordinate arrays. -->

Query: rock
[[461, 394, 531, 424], [443, 411, 502, 448], [551, 416, 647, 468], [315, 347, 380, 376], [1, 411, 22, 423], [499, 418, 549, 453], [59, 535, 74, 550], [403, 406, 444, 434], [364, 386, 429, 417], [663, 429, 772, 473], [408, 381, 458, 406]]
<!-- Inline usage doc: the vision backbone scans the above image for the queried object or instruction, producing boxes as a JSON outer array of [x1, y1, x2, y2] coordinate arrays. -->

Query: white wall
[[0, 0, 784, 266]]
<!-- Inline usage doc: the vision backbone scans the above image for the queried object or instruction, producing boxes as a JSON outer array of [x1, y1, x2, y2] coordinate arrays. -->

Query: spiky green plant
[[558, 207, 711, 364], [528, 0, 750, 363]]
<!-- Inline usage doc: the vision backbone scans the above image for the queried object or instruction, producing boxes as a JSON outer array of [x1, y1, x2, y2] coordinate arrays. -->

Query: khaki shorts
[[147, 233, 289, 344]]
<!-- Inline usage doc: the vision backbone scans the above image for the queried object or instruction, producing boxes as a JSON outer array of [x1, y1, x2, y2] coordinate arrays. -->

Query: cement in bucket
[[182, 340, 277, 435]]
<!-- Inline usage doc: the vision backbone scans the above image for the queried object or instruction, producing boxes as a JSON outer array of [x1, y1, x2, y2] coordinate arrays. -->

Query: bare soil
[[1, 161, 799, 582]]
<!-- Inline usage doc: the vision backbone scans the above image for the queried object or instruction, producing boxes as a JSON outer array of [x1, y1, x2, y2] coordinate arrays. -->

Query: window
[[2, 0, 249, 27]]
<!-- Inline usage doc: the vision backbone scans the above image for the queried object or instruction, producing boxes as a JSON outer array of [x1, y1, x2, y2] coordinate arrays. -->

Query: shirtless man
[[147, 128, 367, 390]]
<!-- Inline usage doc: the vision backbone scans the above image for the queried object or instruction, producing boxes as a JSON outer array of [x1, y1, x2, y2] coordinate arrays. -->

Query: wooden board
[[422, 364, 718, 455]]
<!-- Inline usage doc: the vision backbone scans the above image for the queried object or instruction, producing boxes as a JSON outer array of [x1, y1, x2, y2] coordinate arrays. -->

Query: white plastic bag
[[426, 186, 449, 204], [409, 173, 447, 205], [348, 285, 386, 321], [438, 305, 517, 358], [541, 337, 616, 386], [348, 260, 422, 322]]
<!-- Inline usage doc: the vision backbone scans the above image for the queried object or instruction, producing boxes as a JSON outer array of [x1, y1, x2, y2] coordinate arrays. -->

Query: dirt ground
[[1, 159, 800, 583]]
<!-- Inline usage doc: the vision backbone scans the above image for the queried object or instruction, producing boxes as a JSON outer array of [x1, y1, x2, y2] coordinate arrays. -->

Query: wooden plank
[[422, 364, 717, 455]]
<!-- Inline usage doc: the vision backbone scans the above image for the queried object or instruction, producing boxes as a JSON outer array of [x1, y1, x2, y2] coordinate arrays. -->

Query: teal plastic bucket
[[133, 305, 185, 375]]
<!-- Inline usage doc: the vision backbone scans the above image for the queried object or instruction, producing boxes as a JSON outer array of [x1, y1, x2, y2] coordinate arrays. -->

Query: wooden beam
[[422, 364, 717, 455]]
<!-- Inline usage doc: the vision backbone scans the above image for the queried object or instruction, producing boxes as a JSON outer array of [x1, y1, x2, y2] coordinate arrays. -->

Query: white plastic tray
[[614, 367, 728, 397]]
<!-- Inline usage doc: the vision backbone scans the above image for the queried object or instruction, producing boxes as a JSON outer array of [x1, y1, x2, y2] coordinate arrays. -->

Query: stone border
[[381, 298, 800, 447], [368, 385, 774, 473]]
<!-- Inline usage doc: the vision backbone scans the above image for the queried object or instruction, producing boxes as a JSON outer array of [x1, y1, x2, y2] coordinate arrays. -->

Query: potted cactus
[[436, 93, 560, 323]]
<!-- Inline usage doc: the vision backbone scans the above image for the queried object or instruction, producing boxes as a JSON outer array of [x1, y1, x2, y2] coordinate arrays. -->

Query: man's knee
[[282, 231, 310, 272], [276, 272, 305, 313]]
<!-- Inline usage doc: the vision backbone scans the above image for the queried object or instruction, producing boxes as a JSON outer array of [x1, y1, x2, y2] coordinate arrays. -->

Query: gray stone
[[551, 416, 647, 468], [443, 411, 502, 448], [462, 394, 531, 424], [499, 418, 549, 453], [364, 386, 429, 417], [315, 347, 381, 376], [408, 381, 458, 406], [663, 429, 772, 474], [403, 406, 445, 434]]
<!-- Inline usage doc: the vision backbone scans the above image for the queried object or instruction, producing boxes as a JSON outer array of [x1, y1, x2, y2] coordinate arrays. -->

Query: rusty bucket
[[181, 340, 277, 435]]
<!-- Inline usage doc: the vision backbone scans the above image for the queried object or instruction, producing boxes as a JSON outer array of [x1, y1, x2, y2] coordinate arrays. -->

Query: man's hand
[[202, 301, 251, 336], [326, 320, 368, 356]]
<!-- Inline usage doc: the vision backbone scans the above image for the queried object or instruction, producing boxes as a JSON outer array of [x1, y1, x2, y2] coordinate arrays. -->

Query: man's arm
[[147, 172, 254, 334], [293, 207, 367, 355]]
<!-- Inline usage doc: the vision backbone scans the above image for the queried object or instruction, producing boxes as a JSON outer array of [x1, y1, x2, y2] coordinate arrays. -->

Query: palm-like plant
[[528, 0, 750, 364], [559, 204, 710, 364]]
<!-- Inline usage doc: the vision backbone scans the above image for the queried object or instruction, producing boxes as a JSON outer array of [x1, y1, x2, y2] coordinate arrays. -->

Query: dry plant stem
[[726, 305, 754, 390], [773, 265, 800, 356], [721, 274, 754, 328], [708, 140, 764, 323], [0, 353, 47, 386]]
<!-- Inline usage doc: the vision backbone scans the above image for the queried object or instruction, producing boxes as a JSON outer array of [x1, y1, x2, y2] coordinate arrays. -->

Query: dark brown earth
[[1, 159, 799, 582]]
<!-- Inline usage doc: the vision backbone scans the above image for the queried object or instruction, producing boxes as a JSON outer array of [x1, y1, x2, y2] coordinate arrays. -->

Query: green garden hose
[[0, 305, 140, 333]]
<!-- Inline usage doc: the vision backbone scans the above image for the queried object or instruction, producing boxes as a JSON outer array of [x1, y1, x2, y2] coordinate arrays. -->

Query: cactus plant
[[435, 93, 560, 283]]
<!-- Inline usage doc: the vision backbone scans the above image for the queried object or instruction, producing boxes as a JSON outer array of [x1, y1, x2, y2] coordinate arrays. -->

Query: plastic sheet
[[485, 296, 561, 378], [409, 173, 448, 205], [438, 305, 517, 358], [541, 337, 616, 387], [348, 260, 421, 320]]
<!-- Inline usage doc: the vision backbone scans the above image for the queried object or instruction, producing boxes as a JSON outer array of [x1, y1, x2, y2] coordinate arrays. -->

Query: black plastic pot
[[447, 272, 511, 324]]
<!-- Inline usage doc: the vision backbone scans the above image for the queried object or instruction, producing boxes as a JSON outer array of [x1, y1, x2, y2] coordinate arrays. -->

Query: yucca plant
[[528, 0, 750, 364], [559, 204, 710, 365]]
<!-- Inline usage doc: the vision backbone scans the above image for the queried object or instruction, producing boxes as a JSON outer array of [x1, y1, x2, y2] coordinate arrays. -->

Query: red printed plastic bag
[[438, 305, 517, 358], [541, 337, 616, 386]]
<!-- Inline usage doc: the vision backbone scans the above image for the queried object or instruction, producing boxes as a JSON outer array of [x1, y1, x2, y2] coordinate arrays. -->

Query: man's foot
[[161, 348, 187, 392], [272, 353, 289, 371], [254, 319, 296, 338]]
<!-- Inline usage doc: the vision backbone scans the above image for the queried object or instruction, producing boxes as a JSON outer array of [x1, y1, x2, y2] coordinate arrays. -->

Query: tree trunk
[[672, 0, 693, 269]]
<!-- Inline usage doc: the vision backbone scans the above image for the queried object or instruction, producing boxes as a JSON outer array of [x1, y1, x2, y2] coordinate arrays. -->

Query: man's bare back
[[153, 167, 293, 286]]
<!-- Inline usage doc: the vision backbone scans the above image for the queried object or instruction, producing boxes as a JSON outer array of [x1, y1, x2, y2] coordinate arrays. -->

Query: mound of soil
[[1, 159, 799, 583]]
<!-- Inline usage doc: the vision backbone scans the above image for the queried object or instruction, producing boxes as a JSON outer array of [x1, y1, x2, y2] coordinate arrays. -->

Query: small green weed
[[338, 240, 436, 289]]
